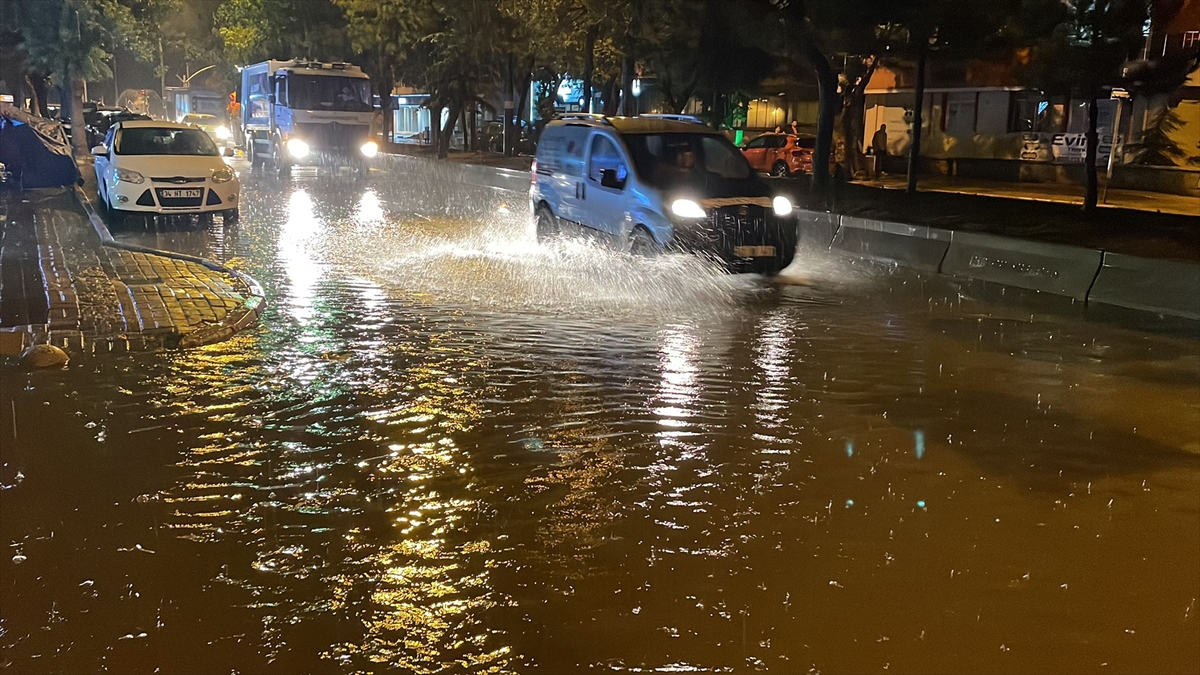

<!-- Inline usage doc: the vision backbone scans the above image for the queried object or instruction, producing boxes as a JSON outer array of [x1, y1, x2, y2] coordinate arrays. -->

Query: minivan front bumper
[[670, 203, 798, 274]]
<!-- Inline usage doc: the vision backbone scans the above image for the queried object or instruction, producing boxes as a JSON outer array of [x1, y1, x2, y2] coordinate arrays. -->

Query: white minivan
[[530, 114, 798, 275]]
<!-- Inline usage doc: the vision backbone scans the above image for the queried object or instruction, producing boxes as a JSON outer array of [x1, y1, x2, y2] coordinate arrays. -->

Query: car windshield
[[289, 75, 372, 112], [114, 127, 220, 156], [624, 132, 754, 190], [182, 114, 219, 126]]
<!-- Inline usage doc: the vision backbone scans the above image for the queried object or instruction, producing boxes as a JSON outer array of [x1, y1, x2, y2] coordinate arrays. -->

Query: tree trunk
[[801, 41, 838, 190], [1083, 95, 1099, 214], [504, 53, 516, 156], [906, 46, 927, 194], [583, 26, 596, 113], [68, 72, 88, 156], [601, 76, 620, 116], [619, 55, 634, 116], [439, 98, 461, 159], [429, 102, 443, 150], [513, 58, 533, 154]]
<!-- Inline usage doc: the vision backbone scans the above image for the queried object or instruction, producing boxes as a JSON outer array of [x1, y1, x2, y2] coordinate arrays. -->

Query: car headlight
[[115, 168, 144, 184], [286, 138, 310, 159], [212, 167, 235, 184], [215, 126, 232, 139], [670, 198, 706, 219], [772, 195, 793, 216], [360, 141, 378, 158]]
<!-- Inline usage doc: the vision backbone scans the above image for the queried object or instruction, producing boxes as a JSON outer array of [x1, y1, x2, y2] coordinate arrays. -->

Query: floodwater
[[2, 164, 1198, 674]]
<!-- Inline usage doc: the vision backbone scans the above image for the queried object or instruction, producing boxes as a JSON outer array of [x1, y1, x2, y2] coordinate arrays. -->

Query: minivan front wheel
[[629, 227, 659, 257], [535, 206, 560, 243]]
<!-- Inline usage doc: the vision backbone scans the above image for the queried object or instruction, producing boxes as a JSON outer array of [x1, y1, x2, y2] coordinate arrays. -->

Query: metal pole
[[1102, 96, 1124, 205], [906, 46, 927, 194], [159, 38, 165, 118]]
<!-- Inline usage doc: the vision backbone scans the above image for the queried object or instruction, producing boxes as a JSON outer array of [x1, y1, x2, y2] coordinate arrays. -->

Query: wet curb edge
[[73, 186, 267, 350]]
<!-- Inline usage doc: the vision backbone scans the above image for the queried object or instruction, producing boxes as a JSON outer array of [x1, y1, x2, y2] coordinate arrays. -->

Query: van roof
[[547, 115, 719, 136]]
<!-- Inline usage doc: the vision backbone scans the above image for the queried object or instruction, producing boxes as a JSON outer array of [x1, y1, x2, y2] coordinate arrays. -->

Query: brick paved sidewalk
[[0, 188, 263, 356]]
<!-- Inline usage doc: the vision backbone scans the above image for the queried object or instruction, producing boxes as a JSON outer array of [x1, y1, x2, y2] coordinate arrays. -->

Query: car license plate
[[161, 189, 201, 198], [734, 245, 775, 258]]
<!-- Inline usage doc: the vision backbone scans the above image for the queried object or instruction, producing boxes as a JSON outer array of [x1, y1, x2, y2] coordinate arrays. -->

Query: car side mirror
[[600, 168, 625, 190], [223, 147, 235, 157], [91, 145, 108, 156]]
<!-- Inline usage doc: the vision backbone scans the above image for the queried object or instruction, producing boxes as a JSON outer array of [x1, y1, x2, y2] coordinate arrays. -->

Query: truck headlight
[[360, 141, 378, 158], [115, 168, 144, 184], [772, 196, 793, 216], [212, 167, 235, 184], [286, 138, 310, 159], [670, 198, 706, 219], [215, 126, 232, 139]]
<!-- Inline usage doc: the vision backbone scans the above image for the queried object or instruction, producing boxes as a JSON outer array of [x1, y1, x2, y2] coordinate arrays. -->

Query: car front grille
[[151, 176, 206, 184], [672, 204, 798, 273]]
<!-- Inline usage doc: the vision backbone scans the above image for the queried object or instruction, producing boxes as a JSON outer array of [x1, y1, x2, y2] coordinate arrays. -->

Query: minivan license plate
[[734, 245, 775, 258], [161, 189, 201, 198]]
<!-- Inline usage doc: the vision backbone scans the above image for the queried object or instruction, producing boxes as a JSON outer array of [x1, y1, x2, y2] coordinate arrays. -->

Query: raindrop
[[914, 430, 925, 459], [12, 553, 27, 564]]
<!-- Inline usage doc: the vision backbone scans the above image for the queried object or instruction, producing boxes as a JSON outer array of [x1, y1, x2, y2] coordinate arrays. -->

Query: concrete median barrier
[[832, 216, 952, 272], [941, 231, 1103, 301], [796, 209, 839, 250], [1088, 252, 1200, 320]]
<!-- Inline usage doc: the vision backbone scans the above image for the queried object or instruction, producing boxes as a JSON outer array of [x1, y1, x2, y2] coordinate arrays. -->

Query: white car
[[92, 120, 239, 224]]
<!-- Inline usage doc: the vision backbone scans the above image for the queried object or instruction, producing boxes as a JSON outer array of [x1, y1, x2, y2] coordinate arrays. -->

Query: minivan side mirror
[[91, 144, 108, 156], [600, 168, 625, 190]]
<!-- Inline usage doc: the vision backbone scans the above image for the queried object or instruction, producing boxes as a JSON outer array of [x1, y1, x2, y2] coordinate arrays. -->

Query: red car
[[740, 133, 816, 177]]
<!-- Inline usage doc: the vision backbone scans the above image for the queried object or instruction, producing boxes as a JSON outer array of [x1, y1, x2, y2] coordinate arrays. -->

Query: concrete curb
[[940, 230, 1104, 301], [379, 150, 1199, 323], [832, 216, 952, 273], [73, 186, 266, 350], [1089, 251, 1200, 320]]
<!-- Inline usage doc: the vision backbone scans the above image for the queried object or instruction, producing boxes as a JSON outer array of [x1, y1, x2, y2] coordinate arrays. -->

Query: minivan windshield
[[624, 132, 754, 190], [114, 127, 220, 156], [289, 75, 372, 112]]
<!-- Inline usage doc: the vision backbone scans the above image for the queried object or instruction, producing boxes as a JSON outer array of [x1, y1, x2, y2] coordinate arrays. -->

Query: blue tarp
[[0, 102, 81, 188]]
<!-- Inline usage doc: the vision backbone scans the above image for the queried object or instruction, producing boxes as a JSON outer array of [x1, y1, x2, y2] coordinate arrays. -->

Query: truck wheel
[[250, 142, 264, 168], [274, 142, 291, 177]]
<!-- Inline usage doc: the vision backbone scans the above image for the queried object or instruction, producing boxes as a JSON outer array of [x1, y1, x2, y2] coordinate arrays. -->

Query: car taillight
[[530, 159, 537, 185]]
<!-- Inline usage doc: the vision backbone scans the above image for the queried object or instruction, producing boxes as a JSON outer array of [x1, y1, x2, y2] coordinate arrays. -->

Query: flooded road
[[3, 165, 1198, 674]]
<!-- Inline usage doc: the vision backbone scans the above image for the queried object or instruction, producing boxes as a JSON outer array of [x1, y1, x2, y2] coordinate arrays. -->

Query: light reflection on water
[[1, 171, 1198, 673]]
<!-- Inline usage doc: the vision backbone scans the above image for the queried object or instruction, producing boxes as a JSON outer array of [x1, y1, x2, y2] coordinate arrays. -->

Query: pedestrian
[[774, 125, 782, 134], [870, 124, 889, 180], [789, 120, 799, 136]]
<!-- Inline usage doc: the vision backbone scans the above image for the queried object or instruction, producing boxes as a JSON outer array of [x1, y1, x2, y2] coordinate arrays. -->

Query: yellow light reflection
[[278, 189, 326, 323]]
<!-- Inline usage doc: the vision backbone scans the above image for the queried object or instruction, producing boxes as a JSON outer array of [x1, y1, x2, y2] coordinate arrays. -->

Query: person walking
[[870, 124, 889, 180], [789, 120, 799, 136]]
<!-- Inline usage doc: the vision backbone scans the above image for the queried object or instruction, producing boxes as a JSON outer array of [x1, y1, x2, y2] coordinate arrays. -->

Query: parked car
[[180, 112, 236, 150], [92, 120, 239, 224], [531, 114, 798, 275], [481, 119, 534, 154], [87, 109, 152, 148], [740, 132, 818, 177]]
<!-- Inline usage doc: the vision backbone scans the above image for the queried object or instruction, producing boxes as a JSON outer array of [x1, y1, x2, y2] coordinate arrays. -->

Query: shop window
[[945, 92, 977, 135]]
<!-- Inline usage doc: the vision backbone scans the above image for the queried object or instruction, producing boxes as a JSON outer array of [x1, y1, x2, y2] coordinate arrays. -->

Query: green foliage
[[14, 0, 174, 82], [1016, 0, 1150, 97], [1128, 105, 1188, 166], [215, 0, 350, 64]]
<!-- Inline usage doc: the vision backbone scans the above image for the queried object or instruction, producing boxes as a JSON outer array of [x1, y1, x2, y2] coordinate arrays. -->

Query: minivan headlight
[[360, 141, 379, 158], [115, 168, 144, 184], [286, 138, 310, 159], [772, 196, 793, 216], [215, 126, 232, 139], [212, 167, 235, 183], [671, 199, 706, 219]]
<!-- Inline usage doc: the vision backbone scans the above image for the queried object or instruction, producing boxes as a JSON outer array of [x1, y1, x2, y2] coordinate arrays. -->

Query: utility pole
[[159, 38, 165, 118], [906, 45, 927, 194], [113, 49, 118, 104]]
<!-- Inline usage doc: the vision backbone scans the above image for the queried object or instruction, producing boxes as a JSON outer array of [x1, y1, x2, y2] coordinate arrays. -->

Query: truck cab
[[240, 59, 377, 175]]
